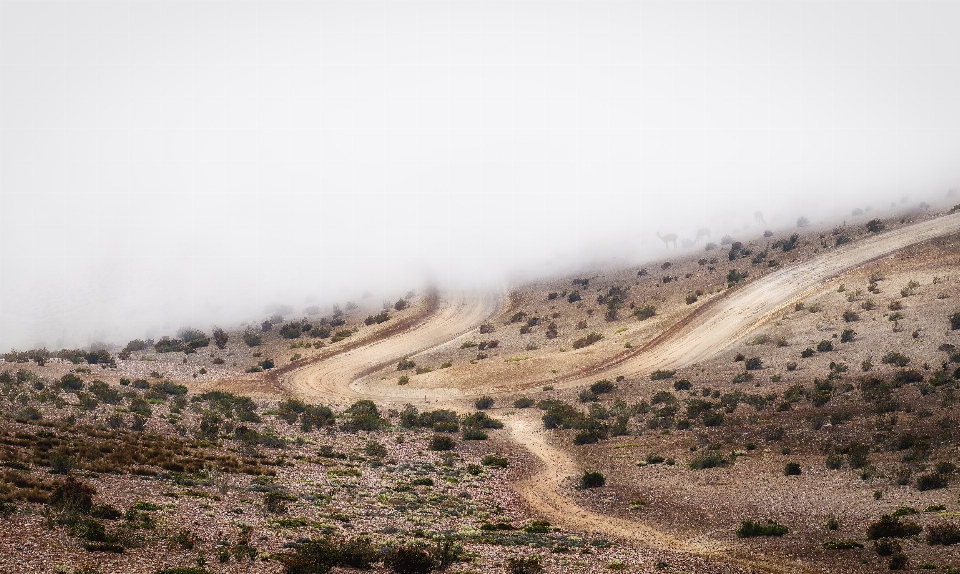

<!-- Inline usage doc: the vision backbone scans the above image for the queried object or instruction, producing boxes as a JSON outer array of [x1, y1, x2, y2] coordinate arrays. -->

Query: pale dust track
[[280, 290, 502, 407], [282, 212, 960, 573]]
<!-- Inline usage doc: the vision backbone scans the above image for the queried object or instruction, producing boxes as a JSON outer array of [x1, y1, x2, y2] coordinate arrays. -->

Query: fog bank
[[2, 1, 960, 349]]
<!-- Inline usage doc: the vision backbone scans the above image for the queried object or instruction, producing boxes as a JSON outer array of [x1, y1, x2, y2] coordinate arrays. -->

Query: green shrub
[[397, 358, 416, 371], [950, 311, 960, 330], [801, 348, 815, 358], [60, 373, 84, 391], [506, 555, 543, 574], [242, 332, 262, 347], [634, 305, 656, 320], [462, 428, 488, 440], [784, 462, 801, 476], [841, 329, 856, 343], [579, 471, 605, 489], [874, 538, 902, 556], [429, 435, 455, 451], [650, 369, 675, 380], [817, 340, 834, 352], [867, 515, 922, 539], [674, 379, 692, 391], [341, 400, 387, 432], [482, 455, 508, 468], [737, 520, 788, 537], [727, 269, 748, 287], [689, 453, 731, 470], [513, 397, 534, 408], [461, 411, 503, 429], [279, 323, 303, 339], [154, 337, 185, 353], [745, 357, 763, 370]]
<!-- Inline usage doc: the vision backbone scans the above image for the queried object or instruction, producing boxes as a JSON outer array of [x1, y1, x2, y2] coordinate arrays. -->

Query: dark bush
[[123, 339, 151, 354], [154, 337, 185, 353], [727, 269, 748, 287], [926, 522, 960, 545], [397, 358, 416, 371], [950, 311, 960, 330], [916, 472, 949, 491], [843, 310, 860, 322], [461, 411, 503, 429], [817, 340, 834, 352], [772, 234, 800, 252], [429, 435, 455, 451], [737, 520, 788, 537], [394, 299, 409, 311], [60, 373, 84, 391], [690, 453, 731, 470], [801, 348, 815, 358], [873, 538, 901, 556], [784, 462, 802, 476], [474, 396, 494, 410], [50, 476, 95, 514], [383, 544, 436, 574], [506, 555, 543, 574], [634, 305, 656, 321], [242, 332, 262, 347], [279, 535, 378, 573], [650, 369, 675, 380], [866, 218, 885, 233], [279, 323, 303, 339], [882, 351, 910, 367], [579, 471, 605, 489], [841, 329, 856, 343], [342, 400, 387, 432], [674, 379, 692, 391], [590, 380, 614, 394], [867, 515, 922, 539], [365, 311, 391, 325], [212, 328, 229, 349], [462, 428, 488, 440], [572, 332, 603, 349], [745, 357, 763, 370], [513, 397, 534, 409]]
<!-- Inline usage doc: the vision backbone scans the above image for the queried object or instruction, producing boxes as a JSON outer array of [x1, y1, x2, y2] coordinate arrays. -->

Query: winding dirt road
[[282, 211, 960, 572], [281, 290, 502, 406]]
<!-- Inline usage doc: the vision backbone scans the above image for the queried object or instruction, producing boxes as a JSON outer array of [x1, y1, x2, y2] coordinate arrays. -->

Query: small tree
[[212, 328, 229, 349]]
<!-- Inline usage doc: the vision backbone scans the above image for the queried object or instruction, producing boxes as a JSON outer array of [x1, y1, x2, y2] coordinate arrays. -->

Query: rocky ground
[[2, 196, 960, 573]]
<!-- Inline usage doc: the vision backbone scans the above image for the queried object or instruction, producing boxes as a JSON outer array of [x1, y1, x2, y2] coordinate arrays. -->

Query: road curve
[[280, 212, 960, 572], [281, 290, 502, 406], [522, 210, 960, 391], [502, 212, 960, 573]]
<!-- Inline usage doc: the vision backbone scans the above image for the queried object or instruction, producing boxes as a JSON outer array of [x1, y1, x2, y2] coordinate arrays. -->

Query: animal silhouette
[[656, 231, 678, 249], [694, 228, 711, 243], [754, 211, 766, 225]]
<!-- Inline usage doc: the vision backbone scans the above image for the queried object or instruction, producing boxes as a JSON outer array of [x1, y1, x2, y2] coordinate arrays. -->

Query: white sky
[[2, 1, 959, 349]]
